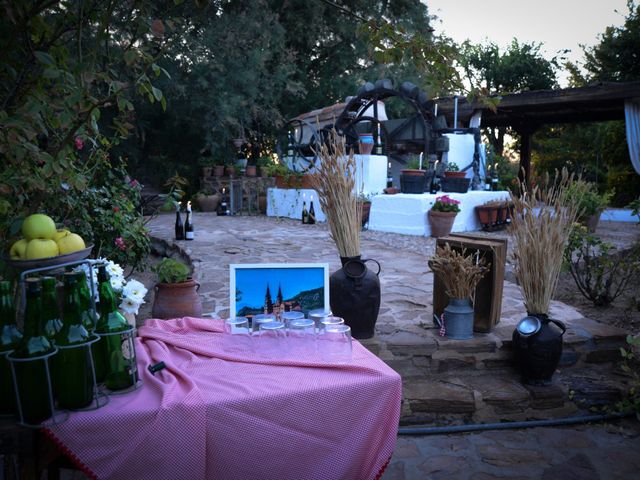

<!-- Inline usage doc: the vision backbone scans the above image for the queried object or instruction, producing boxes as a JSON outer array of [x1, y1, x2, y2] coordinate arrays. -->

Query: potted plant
[[257, 156, 273, 178], [444, 162, 466, 178], [357, 192, 375, 227], [400, 157, 426, 193], [193, 187, 220, 212], [510, 169, 581, 385], [309, 129, 381, 339], [151, 258, 203, 319], [475, 199, 512, 230], [198, 158, 214, 177], [428, 243, 489, 339], [566, 180, 613, 233], [428, 195, 460, 237]]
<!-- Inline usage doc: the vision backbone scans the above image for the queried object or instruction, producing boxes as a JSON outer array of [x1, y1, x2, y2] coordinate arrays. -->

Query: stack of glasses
[[223, 312, 352, 362]]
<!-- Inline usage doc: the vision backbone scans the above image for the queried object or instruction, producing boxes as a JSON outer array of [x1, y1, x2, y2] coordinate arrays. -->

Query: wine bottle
[[41, 276, 63, 340], [218, 188, 228, 216], [429, 174, 439, 194], [10, 278, 56, 424], [52, 273, 95, 410], [175, 207, 184, 240], [287, 131, 295, 157], [301, 200, 309, 224], [491, 174, 499, 191], [185, 209, 194, 240], [308, 197, 316, 225], [0, 280, 22, 415], [374, 123, 383, 155], [94, 265, 136, 390], [75, 271, 97, 331]]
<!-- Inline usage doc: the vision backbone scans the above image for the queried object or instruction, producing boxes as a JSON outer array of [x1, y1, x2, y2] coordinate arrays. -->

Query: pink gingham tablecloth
[[44, 317, 402, 480]]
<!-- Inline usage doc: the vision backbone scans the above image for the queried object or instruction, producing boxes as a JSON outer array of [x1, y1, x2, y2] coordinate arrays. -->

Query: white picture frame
[[230, 263, 330, 318]]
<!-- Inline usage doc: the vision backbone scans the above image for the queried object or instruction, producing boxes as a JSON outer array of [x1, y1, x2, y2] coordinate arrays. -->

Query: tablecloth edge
[[42, 426, 99, 480]]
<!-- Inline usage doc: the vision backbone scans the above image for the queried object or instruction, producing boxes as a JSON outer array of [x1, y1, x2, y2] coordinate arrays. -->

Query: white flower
[[106, 260, 124, 279], [119, 296, 142, 315], [122, 279, 147, 301], [110, 276, 124, 292]]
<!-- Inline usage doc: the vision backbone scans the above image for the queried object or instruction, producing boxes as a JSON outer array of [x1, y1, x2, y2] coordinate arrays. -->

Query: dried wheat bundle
[[429, 243, 490, 300], [509, 169, 581, 315], [309, 129, 362, 258]]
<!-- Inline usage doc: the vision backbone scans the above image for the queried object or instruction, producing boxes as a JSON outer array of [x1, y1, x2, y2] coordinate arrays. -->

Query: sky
[[423, 0, 629, 86]]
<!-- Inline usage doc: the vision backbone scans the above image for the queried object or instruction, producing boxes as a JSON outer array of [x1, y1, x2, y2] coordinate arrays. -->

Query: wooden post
[[516, 123, 537, 187]]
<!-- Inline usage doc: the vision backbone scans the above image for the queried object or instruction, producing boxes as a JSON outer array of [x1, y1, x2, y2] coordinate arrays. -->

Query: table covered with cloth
[[44, 317, 402, 480]]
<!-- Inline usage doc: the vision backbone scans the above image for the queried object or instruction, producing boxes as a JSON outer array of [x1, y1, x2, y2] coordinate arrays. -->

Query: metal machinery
[[276, 78, 484, 190]]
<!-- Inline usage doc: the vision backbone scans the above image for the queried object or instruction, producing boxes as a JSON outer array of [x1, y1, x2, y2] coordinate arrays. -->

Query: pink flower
[[113, 206, 120, 213], [115, 237, 126, 251], [74, 137, 84, 150], [129, 179, 140, 188]]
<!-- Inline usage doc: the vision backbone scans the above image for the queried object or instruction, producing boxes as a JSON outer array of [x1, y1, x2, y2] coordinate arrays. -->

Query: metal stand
[[96, 326, 143, 395]]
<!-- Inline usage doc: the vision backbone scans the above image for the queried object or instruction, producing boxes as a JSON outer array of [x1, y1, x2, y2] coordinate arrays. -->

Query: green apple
[[25, 238, 59, 259], [10, 239, 28, 259], [56, 233, 85, 255], [21, 214, 57, 240], [52, 229, 71, 242]]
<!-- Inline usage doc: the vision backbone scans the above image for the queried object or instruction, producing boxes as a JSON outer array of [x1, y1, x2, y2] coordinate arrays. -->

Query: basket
[[441, 177, 470, 193], [400, 174, 426, 194]]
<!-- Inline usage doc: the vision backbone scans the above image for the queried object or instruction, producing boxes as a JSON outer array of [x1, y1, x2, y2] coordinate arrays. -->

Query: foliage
[[582, 1, 640, 82], [615, 335, 640, 418], [445, 162, 459, 172], [152, 258, 191, 284], [628, 197, 640, 222], [431, 195, 460, 213], [428, 243, 489, 300], [565, 180, 613, 218], [0, 0, 182, 270], [563, 225, 640, 306], [458, 39, 559, 155]]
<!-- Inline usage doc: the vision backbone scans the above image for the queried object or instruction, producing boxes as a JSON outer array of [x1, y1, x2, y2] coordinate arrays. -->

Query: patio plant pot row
[[475, 202, 514, 231]]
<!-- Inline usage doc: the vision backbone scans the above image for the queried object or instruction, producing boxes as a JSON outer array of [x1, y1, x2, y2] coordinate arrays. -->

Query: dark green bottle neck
[[0, 291, 15, 327], [24, 290, 44, 338], [62, 281, 84, 326], [98, 278, 118, 314]]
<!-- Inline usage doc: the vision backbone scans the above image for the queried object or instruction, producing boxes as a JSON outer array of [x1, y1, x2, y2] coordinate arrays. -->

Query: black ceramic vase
[[512, 313, 566, 385], [329, 256, 381, 339]]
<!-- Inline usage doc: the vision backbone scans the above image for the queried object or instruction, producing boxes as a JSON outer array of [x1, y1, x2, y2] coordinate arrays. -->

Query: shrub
[[152, 258, 191, 284], [563, 225, 640, 306], [566, 180, 613, 218]]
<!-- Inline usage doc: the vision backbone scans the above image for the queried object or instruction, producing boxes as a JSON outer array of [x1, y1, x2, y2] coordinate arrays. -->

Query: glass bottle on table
[[0, 280, 22, 415], [52, 273, 96, 410], [184, 202, 194, 240], [10, 278, 56, 424], [41, 276, 63, 340], [174, 204, 184, 240], [308, 196, 316, 225], [75, 271, 97, 332], [301, 197, 309, 224], [94, 265, 136, 390]]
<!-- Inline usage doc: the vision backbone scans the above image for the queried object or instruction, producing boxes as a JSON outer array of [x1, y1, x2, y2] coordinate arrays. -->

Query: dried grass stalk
[[309, 129, 362, 258], [509, 169, 582, 315], [429, 243, 490, 300]]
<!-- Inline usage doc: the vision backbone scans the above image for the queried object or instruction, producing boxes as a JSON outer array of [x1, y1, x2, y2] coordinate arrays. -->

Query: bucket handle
[[549, 318, 566, 335], [362, 258, 381, 276]]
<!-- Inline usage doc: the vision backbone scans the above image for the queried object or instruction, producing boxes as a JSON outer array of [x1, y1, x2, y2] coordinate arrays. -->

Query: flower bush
[[445, 162, 459, 172], [431, 195, 461, 213]]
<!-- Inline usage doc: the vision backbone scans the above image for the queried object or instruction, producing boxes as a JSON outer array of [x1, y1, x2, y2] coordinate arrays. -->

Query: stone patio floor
[[144, 213, 640, 480]]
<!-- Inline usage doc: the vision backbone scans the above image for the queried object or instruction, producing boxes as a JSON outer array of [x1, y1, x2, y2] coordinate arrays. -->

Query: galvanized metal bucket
[[443, 298, 474, 340]]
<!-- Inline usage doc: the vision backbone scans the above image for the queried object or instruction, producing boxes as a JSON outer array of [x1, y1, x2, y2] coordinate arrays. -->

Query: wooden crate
[[433, 233, 507, 333]]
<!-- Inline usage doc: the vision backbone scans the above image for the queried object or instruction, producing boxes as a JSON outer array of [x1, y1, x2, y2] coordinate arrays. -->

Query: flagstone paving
[[145, 213, 640, 479]]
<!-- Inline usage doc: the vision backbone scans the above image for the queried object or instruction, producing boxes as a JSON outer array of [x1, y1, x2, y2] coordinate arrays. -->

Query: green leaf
[[152, 63, 161, 77], [160, 95, 167, 112], [151, 86, 163, 101], [42, 68, 60, 79], [124, 50, 137, 66], [34, 51, 55, 66]]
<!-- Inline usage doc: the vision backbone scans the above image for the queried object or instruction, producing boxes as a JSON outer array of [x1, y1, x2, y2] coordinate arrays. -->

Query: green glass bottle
[[9, 278, 56, 424], [41, 276, 63, 340], [94, 265, 136, 390], [0, 280, 23, 415], [75, 271, 97, 332], [51, 272, 95, 409]]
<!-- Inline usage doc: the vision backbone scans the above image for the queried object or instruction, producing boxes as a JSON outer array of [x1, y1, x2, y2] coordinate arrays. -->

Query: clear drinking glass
[[308, 309, 332, 329], [252, 314, 276, 333], [319, 324, 352, 363], [254, 321, 287, 358], [281, 311, 305, 327], [319, 316, 344, 332], [287, 318, 316, 357], [223, 317, 251, 354]]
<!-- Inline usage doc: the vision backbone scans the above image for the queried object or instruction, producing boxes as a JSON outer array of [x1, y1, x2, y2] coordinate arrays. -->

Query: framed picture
[[230, 263, 330, 318]]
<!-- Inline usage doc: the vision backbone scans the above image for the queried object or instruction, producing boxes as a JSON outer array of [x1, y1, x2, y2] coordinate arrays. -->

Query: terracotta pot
[[245, 165, 257, 177], [152, 279, 203, 319], [360, 202, 371, 226], [275, 174, 315, 189], [428, 210, 457, 237], [476, 205, 499, 225], [225, 166, 236, 177], [196, 194, 220, 212], [581, 212, 601, 233], [444, 171, 467, 179], [258, 195, 267, 214], [401, 169, 426, 176], [358, 133, 374, 155], [201, 166, 213, 177], [213, 165, 225, 177]]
